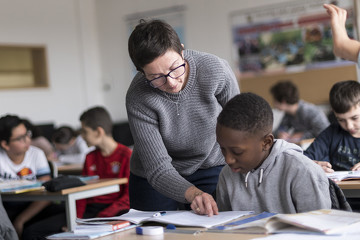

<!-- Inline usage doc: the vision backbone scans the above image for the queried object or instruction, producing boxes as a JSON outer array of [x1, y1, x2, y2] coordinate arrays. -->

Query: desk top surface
[[336, 180, 360, 189], [4, 178, 127, 196], [95, 227, 263, 240]]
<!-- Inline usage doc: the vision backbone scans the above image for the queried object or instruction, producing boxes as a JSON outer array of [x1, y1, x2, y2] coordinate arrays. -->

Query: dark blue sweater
[[304, 123, 360, 170]]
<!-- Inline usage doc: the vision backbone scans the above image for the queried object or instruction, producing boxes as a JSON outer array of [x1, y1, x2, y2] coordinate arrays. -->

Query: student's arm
[[304, 126, 334, 173], [292, 161, 331, 212], [324, 4, 360, 62], [13, 175, 51, 237]]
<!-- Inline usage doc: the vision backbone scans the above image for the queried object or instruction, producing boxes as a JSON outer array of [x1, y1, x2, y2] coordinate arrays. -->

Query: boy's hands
[[185, 186, 218, 217], [314, 160, 334, 173], [351, 162, 360, 171]]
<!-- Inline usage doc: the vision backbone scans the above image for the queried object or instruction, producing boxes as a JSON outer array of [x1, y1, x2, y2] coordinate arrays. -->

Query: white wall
[[0, 0, 102, 127], [2, 0, 326, 128], [96, 0, 295, 123]]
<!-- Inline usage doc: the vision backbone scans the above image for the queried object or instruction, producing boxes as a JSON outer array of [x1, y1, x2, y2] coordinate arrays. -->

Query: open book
[[213, 209, 360, 235], [76, 209, 253, 228], [327, 171, 360, 181]]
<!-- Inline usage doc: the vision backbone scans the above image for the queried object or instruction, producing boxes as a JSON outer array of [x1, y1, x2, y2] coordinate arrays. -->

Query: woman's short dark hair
[[330, 80, 360, 114], [128, 19, 183, 72], [0, 115, 24, 143], [218, 93, 273, 135], [270, 80, 299, 104]]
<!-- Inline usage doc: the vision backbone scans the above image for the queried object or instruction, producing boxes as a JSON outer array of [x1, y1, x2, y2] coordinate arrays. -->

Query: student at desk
[[0, 115, 63, 239], [76, 106, 131, 218], [18, 107, 132, 238], [196, 93, 330, 214], [52, 126, 93, 164], [270, 80, 329, 143]]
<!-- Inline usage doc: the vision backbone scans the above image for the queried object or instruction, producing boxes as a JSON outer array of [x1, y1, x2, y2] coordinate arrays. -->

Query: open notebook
[[76, 209, 253, 228]]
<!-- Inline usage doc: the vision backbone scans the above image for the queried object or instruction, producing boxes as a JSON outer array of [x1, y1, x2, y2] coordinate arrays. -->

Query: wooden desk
[[96, 227, 263, 240], [2, 178, 127, 231], [337, 180, 360, 198], [57, 163, 83, 175]]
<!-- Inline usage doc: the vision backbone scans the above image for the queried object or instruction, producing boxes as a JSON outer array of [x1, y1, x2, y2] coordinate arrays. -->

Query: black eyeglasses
[[10, 130, 32, 142], [145, 62, 186, 88]]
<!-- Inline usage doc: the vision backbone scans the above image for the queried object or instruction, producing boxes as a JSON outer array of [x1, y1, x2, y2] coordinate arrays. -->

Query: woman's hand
[[185, 186, 218, 216]]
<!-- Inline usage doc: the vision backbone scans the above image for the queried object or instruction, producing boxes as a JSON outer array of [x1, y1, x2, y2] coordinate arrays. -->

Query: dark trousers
[[129, 165, 224, 211]]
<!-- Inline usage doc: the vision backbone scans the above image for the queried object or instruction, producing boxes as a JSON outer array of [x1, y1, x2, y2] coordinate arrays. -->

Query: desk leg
[[65, 194, 77, 232]]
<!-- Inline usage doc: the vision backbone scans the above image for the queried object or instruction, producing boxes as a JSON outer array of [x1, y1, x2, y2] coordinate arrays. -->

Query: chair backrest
[[328, 178, 352, 211], [48, 160, 58, 178]]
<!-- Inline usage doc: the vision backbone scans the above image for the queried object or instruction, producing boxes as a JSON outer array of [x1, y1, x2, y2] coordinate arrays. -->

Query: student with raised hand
[[270, 80, 329, 143], [305, 80, 360, 173], [0, 115, 52, 238], [213, 93, 330, 213], [126, 19, 239, 216], [323, 3, 360, 64]]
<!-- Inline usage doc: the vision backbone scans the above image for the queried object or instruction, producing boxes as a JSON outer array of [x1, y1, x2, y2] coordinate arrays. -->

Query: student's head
[[22, 119, 42, 138], [52, 126, 77, 151], [79, 106, 113, 147], [0, 115, 32, 155], [270, 80, 299, 111], [216, 93, 274, 174], [329, 80, 360, 137], [128, 19, 187, 94]]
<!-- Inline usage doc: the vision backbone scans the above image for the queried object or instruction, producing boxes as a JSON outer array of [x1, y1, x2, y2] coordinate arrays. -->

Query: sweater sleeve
[[304, 126, 333, 162], [127, 103, 193, 203], [97, 149, 131, 217], [215, 59, 240, 106], [216, 167, 232, 211], [290, 161, 331, 212]]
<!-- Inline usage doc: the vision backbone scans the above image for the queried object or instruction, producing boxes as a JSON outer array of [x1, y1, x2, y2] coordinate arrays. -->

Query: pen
[[152, 211, 166, 217]]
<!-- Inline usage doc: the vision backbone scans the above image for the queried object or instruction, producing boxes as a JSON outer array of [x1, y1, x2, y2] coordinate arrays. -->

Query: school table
[[57, 163, 83, 175], [1, 178, 127, 231], [337, 180, 360, 198], [96, 228, 263, 240]]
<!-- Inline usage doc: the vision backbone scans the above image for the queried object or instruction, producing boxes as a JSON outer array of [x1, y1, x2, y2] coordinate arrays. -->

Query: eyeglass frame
[[144, 62, 186, 88], [9, 130, 32, 143]]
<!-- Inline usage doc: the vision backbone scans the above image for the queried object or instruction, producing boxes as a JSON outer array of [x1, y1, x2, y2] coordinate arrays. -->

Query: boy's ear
[[262, 133, 274, 151], [0, 140, 9, 151], [96, 126, 105, 137]]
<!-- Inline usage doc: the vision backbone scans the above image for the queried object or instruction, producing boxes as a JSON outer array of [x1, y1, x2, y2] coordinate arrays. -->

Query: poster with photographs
[[230, 0, 357, 77]]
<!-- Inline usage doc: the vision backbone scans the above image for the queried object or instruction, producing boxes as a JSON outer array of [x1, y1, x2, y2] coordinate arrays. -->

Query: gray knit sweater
[[216, 139, 331, 213], [126, 49, 240, 203]]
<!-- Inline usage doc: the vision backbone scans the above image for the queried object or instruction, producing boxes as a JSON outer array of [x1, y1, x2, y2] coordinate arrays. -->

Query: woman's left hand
[[190, 192, 218, 217]]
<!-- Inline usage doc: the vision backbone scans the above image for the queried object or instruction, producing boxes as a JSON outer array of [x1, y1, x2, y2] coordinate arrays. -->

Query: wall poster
[[230, 0, 357, 78]]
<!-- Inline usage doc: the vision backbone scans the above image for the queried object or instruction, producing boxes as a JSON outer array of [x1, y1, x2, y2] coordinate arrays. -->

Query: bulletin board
[[239, 64, 358, 105], [230, 0, 359, 105]]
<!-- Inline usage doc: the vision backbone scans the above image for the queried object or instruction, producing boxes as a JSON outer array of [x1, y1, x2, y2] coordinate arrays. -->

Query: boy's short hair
[[0, 115, 24, 143], [52, 126, 77, 144], [80, 106, 113, 135], [128, 19, 183, 72], [329, 80, 360, 114], [218, 93, 273, 135], [270, 80, 299, 104]]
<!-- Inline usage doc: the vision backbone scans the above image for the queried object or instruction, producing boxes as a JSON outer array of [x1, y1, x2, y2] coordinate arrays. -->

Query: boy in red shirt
[[76, 106, 131, 218]]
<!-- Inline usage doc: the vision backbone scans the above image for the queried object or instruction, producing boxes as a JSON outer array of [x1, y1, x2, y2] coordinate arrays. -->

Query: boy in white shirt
[[0, 114, 51, 238]]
